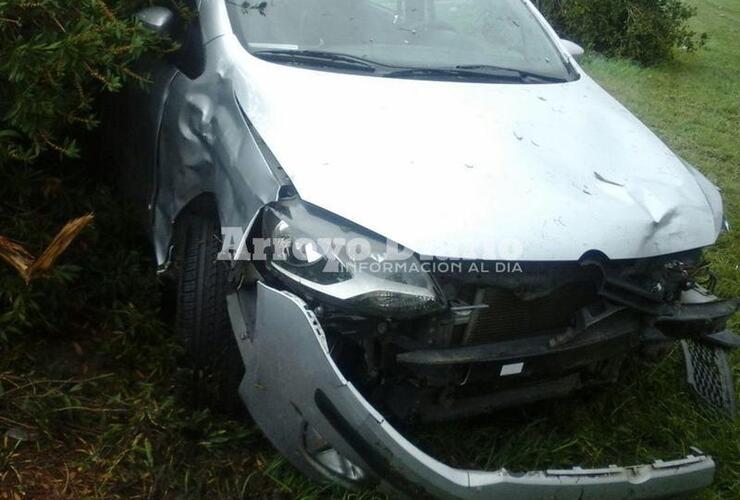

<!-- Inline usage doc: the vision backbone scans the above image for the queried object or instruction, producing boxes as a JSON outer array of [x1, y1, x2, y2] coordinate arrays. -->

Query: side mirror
[[560, 39, 585, 61], [136, 6, 175, 36]]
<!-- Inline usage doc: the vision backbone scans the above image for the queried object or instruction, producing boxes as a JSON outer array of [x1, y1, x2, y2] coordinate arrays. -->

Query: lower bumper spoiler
[[227, 282, 716, 499]]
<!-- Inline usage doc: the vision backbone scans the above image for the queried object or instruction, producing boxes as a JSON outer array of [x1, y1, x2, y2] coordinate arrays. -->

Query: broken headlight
[[261, 199, 444, 318]]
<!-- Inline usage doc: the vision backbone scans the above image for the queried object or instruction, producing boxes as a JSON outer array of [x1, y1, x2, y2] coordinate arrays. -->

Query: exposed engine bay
[[239, 243, 738, 425]]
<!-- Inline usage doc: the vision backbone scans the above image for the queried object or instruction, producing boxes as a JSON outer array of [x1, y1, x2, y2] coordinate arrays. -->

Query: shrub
[[0, 0, 171, 163], [534, 0, 707, 66], [0, 162, 164, 343], [0, 1, 175, 342]]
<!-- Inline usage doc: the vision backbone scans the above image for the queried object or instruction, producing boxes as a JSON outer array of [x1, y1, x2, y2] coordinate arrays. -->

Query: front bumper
[[227, 282, 716, 499]]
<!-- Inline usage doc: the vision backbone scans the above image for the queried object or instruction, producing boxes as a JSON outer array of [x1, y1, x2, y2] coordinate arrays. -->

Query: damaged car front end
[[224, 197, 737, 498], [117, 1, 740, 498]]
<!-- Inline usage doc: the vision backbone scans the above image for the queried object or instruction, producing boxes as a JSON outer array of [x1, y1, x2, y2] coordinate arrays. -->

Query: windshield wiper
[[384, 66, 522, 82], [251, 49, 380, 73], [384, 65, 568, 83], [456, 64, 568, 83]]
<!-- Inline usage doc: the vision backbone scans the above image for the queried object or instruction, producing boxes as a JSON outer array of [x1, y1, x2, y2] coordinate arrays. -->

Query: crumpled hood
[[234, 54, 723, 261]]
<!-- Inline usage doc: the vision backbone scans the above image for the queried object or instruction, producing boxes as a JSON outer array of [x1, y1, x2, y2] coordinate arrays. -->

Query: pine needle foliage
[[0, 0, 173, 163]]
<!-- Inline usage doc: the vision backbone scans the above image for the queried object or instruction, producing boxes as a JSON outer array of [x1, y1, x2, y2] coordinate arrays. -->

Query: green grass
[[1, 0, 738, 498]]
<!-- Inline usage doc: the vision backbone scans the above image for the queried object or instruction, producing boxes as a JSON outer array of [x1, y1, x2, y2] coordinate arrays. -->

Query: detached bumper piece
[[228, 282, 716, 500], [682, 340, 737, 418], [657, 288, 739, 418]]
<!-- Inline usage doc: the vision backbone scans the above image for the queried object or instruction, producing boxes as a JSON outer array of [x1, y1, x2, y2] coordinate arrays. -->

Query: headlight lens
[[261, 199, 444, 318]]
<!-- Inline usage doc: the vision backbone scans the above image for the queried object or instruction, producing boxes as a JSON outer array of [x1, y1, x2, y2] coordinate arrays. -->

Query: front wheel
[[173, 200, 244, 414]]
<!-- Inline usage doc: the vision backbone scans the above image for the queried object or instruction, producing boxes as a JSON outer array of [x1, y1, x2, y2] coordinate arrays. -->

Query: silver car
[[111, 1, 739, 498]]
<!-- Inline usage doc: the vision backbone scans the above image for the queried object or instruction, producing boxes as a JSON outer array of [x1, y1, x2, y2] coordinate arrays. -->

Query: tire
[[173, 199, 244, 414]]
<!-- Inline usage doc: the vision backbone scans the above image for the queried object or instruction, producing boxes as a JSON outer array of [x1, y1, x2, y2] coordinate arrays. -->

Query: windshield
[[225, 0, 575, 82]]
